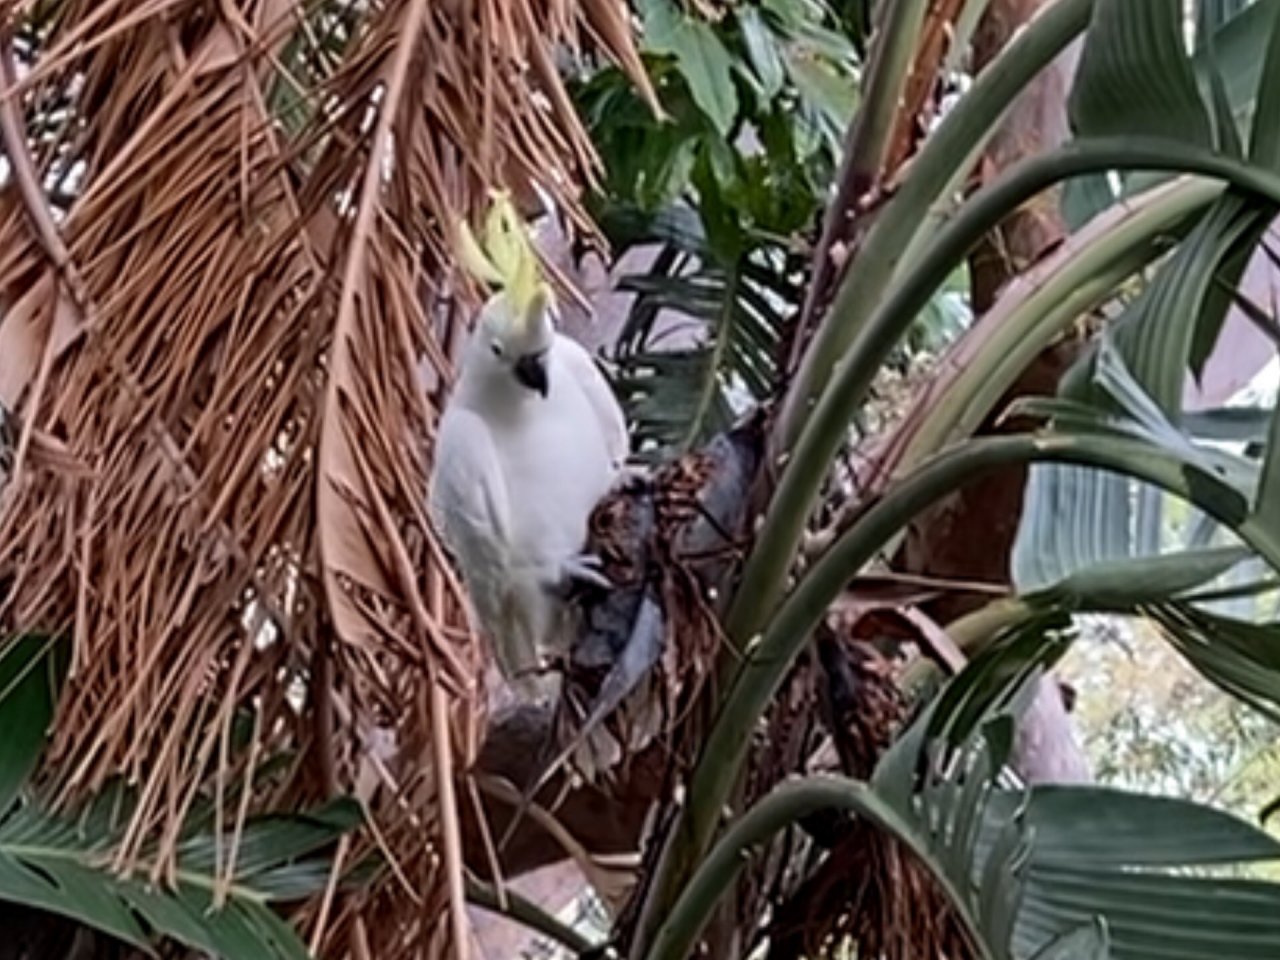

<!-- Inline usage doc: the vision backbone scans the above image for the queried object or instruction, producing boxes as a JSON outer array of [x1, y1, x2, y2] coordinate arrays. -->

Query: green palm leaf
[[0, 635, 359, 959]]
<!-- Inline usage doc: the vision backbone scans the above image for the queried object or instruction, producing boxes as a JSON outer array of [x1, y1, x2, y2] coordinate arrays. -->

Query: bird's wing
[[430, 408, 553, 685], [428, 407, 511, 618], [556, 334, 629, 467]]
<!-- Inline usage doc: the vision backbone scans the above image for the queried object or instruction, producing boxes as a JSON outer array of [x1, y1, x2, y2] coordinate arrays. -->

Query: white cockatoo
[[429, 193, 628, 693]]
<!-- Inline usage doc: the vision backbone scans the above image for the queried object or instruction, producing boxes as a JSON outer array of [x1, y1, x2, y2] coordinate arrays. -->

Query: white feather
[[429, 296, 627, 694]]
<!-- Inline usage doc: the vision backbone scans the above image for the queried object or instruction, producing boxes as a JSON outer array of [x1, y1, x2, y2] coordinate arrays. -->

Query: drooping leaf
[[1062, 0, 1280, 227], [738, 6, 786, 99], [978, 783, 1280, 959], [1148, 601, 1280, 718], [0, 635, 68, 812], [642, 0, 739, 135], [603, 202, 796, 456], [1017, 93, 1275, 598], [1022, 545, 1252, 610], [0, 797, 360, 960], [1069, 0, 1212, 149]]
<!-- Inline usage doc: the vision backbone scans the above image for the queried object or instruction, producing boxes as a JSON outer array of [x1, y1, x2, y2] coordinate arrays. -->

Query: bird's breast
[[492, 384, 615, 564]]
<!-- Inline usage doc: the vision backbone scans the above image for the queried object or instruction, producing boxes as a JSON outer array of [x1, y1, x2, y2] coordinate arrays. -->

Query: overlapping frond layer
[[0, 0, 647, 956]]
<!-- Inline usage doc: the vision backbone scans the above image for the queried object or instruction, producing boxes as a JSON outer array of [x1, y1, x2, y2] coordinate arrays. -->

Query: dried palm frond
[[0, 0, 654, 956]]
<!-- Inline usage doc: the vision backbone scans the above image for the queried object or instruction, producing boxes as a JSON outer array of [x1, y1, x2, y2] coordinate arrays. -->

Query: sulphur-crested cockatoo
[[429, 194, 628, 692]]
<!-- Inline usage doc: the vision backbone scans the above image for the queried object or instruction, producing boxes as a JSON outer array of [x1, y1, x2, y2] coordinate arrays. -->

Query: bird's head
[[455, 191, 556, 399]]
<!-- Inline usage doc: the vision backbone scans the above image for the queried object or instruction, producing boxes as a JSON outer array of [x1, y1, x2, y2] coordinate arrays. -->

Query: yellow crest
[[454, 190, 552, 327]]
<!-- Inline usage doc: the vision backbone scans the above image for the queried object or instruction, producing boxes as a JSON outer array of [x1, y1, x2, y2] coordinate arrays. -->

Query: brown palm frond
[[0, 0, 653, 956]]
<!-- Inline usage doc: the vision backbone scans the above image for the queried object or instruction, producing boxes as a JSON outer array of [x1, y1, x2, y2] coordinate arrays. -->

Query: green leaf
[[1069, 0, 1212, 148], [1017, 867, 1280, 960], [781, 44, 856, 128], [654, 697, 1038, 960], [1060, 0, 1280, 227], [0, 636, 68, 812], [1022, 546, 1252, 610], [1149, 602, 1280, 719], [1258, 398, 1280, 530], [986, 785, 1280, 868], [979, 784, 1280, 959], [1030, 920, 1111, 960], [738, 7, 786, 99], [1112, 195, 1267, 414], [1249, 10, 1280, 170], [604, 203, 794, 456], [176, 798, 361, 878], [0, 796, 359, 959], [642, 0, 739, 135], [1015, 182, 1272, 605]]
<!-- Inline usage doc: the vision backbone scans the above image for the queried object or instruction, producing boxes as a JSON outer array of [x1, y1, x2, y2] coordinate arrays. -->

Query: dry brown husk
[[0, 1, 654, 956]]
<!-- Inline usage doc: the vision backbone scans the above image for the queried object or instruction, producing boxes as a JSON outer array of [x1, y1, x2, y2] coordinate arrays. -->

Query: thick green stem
[[795, 0, 932, 359], [897, 177, 1221, 474], [465, 874, 599, 955], [947, 595, 1039, 653], [729, 138, 1280, 653], [778, 0, 1097, 451], [636, 430, 1280, 957], [642, 777, 983, 960]]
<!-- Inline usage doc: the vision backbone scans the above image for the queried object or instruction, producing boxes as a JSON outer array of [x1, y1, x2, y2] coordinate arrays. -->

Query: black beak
[[514, 352, 549, 397]]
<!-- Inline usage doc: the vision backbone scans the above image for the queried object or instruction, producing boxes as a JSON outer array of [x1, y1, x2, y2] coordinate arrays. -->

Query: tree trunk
[[899, 0, 1091, 786]]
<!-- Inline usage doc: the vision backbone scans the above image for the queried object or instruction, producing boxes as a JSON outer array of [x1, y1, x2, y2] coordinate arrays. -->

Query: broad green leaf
[[1016, 868, 1280, 960], [1030, 920, 1110, 960], [1198, 0, 1250, 38], [1069, 0, 1212, 149], [1061, 0, 1279, 228], [0, 635, 68, 812], [1012, 0, 1280, 721], [781, 44, 856, 128], [0, 796, 358, 959], [1015, 191, 1270, 599], [970, 733, 1280, 959], [642, 0, 739, 135], [1109, 196, 1266, 414], [1022, 545, 1251, 610], [1150, 602, 1280, 718], [738, 7, 786, 99], [1249, 13, 1280, 169], [176, 797, 360, 876], [986, 785, 1280, 867]]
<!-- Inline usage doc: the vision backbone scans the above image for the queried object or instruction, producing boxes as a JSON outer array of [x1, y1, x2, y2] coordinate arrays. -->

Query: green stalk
[[778, 0, 1097, 451], [947, 596, 1038, 654], [637, 430, 1280, 956], [642, 777, 986, 960], [898, 177, 1221, 474], [797, 0, 932, 349], [735, 0, 1098, 652], [848, 0, 931, 188], [728, 138, 1280, 652], [465, 874, 599, 955]]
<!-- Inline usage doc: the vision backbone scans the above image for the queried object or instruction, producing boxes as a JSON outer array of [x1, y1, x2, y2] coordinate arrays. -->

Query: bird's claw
[[559, 552, 613, 592], [613, 463, 651, 494]]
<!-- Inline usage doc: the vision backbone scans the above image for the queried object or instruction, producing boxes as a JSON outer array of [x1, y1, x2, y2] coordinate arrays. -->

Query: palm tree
[[5, 1, 1280, 959], [0, 1, 653, 957]]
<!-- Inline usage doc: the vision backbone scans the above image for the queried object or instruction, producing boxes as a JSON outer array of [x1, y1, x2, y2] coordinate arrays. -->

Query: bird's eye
[[489, 342, 502, 358]]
